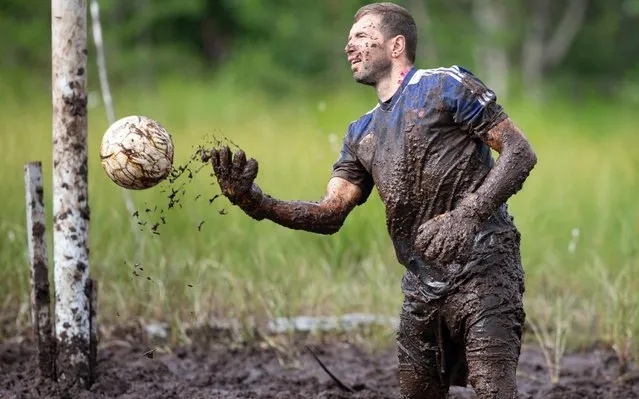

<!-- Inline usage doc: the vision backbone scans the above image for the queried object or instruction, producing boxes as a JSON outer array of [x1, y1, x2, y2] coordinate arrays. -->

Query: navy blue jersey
[[332, 66, 519, 298]]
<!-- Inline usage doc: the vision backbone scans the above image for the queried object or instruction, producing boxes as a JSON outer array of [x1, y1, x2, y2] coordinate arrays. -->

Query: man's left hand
[[414, 205, 481, 265]]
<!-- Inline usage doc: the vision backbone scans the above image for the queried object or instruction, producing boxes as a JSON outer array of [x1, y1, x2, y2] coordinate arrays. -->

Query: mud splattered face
[[345, 14, 392, 86]]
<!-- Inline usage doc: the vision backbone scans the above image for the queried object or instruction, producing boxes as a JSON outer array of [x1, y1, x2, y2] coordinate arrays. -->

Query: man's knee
[[465, 314, 522, 399], [466, 358, 518, 399], [398, 345, 448, 399], [465, 309, 524, 355]]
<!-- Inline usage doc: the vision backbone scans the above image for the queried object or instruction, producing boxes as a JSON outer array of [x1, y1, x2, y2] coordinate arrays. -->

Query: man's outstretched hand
[[414, 205, 482, 265], [210, 146, 259, 206]]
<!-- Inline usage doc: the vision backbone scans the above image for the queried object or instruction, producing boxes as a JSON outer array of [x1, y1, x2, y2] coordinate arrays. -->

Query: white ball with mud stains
[[100, 115, 174, 190]]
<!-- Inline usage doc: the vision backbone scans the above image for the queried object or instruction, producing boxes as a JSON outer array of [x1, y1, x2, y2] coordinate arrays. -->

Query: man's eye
[[355, 33, 366, 38]]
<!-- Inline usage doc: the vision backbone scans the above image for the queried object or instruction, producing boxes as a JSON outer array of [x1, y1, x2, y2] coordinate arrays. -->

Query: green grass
[[1, 77, 638, 360]]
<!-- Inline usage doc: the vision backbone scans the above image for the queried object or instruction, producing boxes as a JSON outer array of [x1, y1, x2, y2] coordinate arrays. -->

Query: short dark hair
[[354, 3, 417, 63]]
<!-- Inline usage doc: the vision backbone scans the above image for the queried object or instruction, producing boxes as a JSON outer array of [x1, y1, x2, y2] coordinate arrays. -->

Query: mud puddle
[[2, 333, 638, 398]]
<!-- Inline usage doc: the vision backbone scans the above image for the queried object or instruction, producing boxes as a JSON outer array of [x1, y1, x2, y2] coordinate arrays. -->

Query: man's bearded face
[[345, 14, 393, 86]]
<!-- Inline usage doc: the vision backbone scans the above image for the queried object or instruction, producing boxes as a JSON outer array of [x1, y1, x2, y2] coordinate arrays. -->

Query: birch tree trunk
[[52, 0, 91, 388], [24, 162, 56, 380]]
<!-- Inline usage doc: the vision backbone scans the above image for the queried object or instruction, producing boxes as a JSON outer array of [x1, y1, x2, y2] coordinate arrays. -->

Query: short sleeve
[[447, 66, 508, 141], [331, 128, 374, 205]]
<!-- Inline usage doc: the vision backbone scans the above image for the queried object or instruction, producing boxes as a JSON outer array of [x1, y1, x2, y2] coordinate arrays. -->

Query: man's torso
[[332, 66, 520, 298]]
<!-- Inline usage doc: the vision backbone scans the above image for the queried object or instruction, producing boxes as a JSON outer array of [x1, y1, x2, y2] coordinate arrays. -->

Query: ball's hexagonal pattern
[[100, 116, 174, 190]]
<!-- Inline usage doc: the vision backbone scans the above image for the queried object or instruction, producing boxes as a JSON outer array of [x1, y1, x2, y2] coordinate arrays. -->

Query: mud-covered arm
[[415, 69, 537, 264], [210, 146, 362, 235], [458, 117, 537, 221], [415, 118, 536, 264], [239, 177, 362, 234]]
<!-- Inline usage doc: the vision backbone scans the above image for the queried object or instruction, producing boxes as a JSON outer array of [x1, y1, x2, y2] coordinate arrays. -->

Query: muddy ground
[[1, 329, 639, 399]]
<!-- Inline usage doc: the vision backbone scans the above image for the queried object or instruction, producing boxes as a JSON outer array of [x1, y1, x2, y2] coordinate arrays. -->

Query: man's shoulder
[[407, 65, 495, 106], [410, 65, 494, 95], [346, 105, 377, 142], [407, 65, 473, 87]]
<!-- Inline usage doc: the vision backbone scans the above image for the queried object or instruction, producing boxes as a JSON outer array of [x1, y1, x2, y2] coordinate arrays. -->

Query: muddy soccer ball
[[100, 115, 174, 190]]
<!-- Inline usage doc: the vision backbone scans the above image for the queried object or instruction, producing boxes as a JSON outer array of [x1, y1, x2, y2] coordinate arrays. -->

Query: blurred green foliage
[[1, 0, 638, 97]]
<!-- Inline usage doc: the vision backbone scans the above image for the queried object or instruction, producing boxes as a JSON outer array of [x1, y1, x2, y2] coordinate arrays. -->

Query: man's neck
[[375, 62, 414, 102]]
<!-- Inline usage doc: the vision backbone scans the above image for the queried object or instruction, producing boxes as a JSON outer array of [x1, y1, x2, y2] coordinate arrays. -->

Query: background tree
[[0, 0, 637, 98]]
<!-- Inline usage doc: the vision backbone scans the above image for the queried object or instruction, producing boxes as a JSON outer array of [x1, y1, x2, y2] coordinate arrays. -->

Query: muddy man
[[210, 3, 536, 398]]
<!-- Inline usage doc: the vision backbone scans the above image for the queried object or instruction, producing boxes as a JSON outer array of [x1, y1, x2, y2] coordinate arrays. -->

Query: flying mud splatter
[[122, 134, 239, 291], [130, 134, 240, 236]]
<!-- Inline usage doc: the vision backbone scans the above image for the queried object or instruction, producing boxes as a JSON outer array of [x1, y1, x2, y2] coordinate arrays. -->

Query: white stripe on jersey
[[408, 67, 464, 85], [481, 91, 494, 103], [478, 91, 495, 106]]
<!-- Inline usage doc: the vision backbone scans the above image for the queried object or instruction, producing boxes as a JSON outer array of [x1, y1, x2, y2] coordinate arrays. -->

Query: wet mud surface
[[2, 334, 639, 399]]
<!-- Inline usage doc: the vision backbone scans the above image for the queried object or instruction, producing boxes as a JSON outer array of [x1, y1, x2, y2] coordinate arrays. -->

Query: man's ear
[[391, 35, 406, 59]]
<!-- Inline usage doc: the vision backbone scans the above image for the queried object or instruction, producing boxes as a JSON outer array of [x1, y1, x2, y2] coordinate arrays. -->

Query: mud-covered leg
[[465, 310, 523, 399], [443, 228, 525, 399], [397, 273, 449, 399], [454, 266, 524, 399], [397, 311, 448, 399]]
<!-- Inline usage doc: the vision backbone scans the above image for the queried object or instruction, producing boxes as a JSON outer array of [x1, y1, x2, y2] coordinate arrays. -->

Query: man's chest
[[353, 106, 465, 182]]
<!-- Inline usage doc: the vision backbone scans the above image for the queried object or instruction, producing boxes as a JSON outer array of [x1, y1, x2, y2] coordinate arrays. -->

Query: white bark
[[89, 0, 114, 123], [24, 162, 56, 380], [52, 0, 91, 387]]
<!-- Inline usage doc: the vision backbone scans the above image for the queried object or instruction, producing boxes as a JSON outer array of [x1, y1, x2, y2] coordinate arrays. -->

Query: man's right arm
[[250, 176, 362, 234], [210, 146, 363, 235]]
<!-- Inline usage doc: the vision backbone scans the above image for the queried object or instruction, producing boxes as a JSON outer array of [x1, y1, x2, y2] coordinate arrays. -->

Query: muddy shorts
[[397, 230, 525, 399]]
